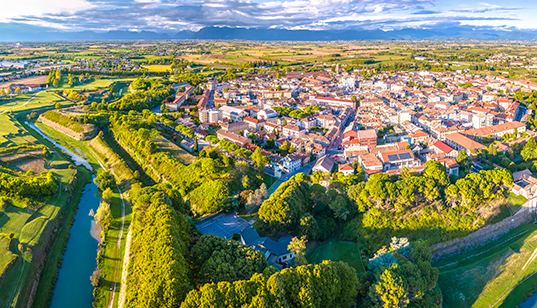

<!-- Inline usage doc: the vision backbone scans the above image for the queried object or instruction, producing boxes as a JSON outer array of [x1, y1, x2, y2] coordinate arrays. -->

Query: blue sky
[[1, 0, 536, 32]]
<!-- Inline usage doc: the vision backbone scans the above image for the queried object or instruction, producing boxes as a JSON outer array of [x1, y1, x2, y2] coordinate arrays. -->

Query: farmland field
[[0, 75, 48, 88]]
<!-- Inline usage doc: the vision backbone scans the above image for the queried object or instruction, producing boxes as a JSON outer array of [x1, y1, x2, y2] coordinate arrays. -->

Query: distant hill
[[1, 23, 537, 42]]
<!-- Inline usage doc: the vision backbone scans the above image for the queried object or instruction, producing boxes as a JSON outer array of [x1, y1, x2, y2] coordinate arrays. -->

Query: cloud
[[412, 10, 441, 15], [2, 0, 533, 32]]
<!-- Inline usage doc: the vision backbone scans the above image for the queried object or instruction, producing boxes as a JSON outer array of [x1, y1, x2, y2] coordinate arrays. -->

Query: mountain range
[[2, 23, 537, 42]]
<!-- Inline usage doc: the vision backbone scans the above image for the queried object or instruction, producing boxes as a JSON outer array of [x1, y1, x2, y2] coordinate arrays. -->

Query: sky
[[1, 0, 536, 33]]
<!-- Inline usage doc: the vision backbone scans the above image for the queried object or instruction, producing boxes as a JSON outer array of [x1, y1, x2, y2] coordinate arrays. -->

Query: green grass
[[0, 91, 70, 117], [436, 224, 537, 308], [507, 192, 527, 214], [0, 114, 38, 147], [0, 236, 16, 275], [19, 217, 48, 246], [307, 238, 365, 274]]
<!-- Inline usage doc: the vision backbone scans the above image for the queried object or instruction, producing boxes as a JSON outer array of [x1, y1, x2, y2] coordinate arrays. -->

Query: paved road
[[268, 160, 317, 195]]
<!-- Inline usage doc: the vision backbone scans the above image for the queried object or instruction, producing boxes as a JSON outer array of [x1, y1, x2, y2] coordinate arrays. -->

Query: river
[[521, 292, 537, 308], [49, 177, 100, 308]]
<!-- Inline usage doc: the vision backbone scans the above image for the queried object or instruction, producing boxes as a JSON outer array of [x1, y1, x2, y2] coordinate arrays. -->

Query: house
[[339, 163, 355, 176], [282, 124, 305, 139], [464, 121, 526, 140], [342, 129, 377, 148], [257, 109, 278, 120], [511, 169, 537, 207], [437, 158, 460, 177], [430, 140, 457, 157], [282, 154, 302, 173], [312, 155, 335, 173], [244, 117, 266, 131], [240, 226, 295, 268], [219, 106, 248, 122], [379, 150, 419, 171]]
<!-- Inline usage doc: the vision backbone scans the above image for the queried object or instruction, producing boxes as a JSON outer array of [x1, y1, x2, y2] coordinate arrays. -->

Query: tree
[[299, 213, 319, 240], [522, 137, 537, 160], [423, 160, 450, 186], [90, 269, 101, 287], [160, 103, 169, 113], [14, 87, 21, 95], [55, 102, 62, 109], [194, 138, 199, 152], [251, 148, 265, 173], [369, 264, 409, 308], [289, 236, 308, 267], [456, 150, 472, 177], [192, 234, 268, 284]]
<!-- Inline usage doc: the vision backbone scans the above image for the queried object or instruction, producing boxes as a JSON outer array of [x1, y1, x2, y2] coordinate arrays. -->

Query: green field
[[0, 91, 70, 117], [307, 238, 366, 274], [436, 224, 537, 308], [0, 114, 38, 147]]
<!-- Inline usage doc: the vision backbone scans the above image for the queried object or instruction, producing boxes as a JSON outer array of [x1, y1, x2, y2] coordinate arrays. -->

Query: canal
[[49, 177, 100, 308]]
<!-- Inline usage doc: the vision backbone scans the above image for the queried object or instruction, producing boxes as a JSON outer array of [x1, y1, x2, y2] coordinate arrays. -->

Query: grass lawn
[[436, 224, 537, 308], [306, 238, 366, 274], [0, 236, 16, 276], [0, 91, 70, 117], [0, 114, 38, 147], [507, 192, 527, 214]]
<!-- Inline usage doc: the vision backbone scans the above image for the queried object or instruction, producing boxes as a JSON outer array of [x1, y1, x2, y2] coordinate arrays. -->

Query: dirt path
[[117, 227, 132, 308]]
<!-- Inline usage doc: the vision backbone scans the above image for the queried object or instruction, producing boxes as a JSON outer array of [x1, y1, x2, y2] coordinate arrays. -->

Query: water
[[25, 121, 93, 171], [521, 293, 537, 308], [49, 178, 100, 308]]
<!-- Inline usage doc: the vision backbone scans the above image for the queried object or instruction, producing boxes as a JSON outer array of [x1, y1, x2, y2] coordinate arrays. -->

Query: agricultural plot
[[0, 91, 70, 117], [0, 75, 48, 89], [143, 64, 171, 72], [436, 224, 537, 308]]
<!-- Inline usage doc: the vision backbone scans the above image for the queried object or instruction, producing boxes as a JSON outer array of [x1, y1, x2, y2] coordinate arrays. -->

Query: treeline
[[111, 114, 264, 216], [100, 79, 174, 111], [181, 261, 358, 308], [46, 69, 62, 87], [0, 170, 57, 198], [257, 161, 514, 253], [126, 184, 192, 307]]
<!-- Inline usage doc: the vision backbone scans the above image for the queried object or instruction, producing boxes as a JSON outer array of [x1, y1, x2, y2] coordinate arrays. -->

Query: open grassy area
[[507, 192, 527, 214], [306, 237, 366, 274], [0, 91, 71, 117], [436, 224, 537, 308], [0, 114, 38, 146]]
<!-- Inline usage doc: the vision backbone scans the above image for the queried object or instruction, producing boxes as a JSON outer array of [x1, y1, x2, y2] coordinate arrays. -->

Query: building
[[216, 129, 252, 147], [471, 113, 494, 129], [430, 140, 457, 157], [313, 96, 356, 109], [464, 121, 526, 140], [240, 226, 295, 267], [282, 124, 305, 139], [219, 106, 248, 122], [200, 109, 223, 123], [222, 121, 249, 134], [379, 150, 419, 171], [282, 154, 302, 173], [312, 155, 335, 173], [339, 163, 355, 176], [445, 132, 485, 153], [342, 129, 377, 148], [257, 109, 278, 120], [244, 117, 266, 131]]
